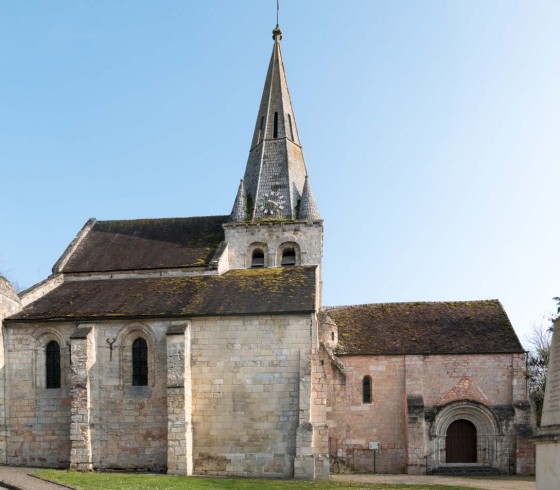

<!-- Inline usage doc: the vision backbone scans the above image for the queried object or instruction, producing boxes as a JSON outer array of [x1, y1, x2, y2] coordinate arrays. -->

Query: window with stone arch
[[277, 241, 301, 267], [251, 248, 265, 268], [247, 242, 268, 268], [132, 337, 148, 386], [119, 326, 154, 389], [34, 331, 66, 390], [46, 340, 61, 389], [362, 375, 372, 404]]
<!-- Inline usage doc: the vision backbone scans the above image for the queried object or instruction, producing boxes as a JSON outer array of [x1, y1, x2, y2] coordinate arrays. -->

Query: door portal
[[445, 419, 477, 463]]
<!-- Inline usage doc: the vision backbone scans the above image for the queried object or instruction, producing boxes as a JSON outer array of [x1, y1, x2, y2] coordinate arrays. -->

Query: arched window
[[46, 340, 61, 389], [362, 375, 372, 404], [132, 338, 148, 386], [281, 247, 296, 266], [251, 249, 265, 268]]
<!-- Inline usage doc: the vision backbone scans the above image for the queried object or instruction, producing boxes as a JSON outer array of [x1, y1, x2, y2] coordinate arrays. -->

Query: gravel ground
[[331, 474, 536, 490]]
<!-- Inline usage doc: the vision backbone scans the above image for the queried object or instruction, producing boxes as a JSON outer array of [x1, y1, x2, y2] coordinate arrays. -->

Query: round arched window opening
[[362, 375, 372, 404], [446, 419, 477, 463], [281, 247, 296, 266], [132, 338, 148, 386], [251, 249, 265, 268], [46, 340, 61, 389]]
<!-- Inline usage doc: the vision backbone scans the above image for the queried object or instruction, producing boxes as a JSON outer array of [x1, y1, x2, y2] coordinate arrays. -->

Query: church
[[0, 25, 534, 479]]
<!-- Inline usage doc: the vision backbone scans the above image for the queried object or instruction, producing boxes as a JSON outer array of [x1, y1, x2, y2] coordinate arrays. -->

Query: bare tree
[[526, 320, 553, 425]]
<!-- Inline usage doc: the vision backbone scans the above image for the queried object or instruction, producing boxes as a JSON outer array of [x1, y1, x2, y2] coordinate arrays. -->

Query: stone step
[[428, 465, 504, 476]]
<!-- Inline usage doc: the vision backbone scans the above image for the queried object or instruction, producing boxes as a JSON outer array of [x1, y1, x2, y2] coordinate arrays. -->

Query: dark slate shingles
[[61, 216, 228, 273], [9, 266, 317, 321], [326, 300, 524, 356]]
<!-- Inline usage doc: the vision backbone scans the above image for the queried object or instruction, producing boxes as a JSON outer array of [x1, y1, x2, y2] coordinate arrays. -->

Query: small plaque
[[369, 441, 379, 450]]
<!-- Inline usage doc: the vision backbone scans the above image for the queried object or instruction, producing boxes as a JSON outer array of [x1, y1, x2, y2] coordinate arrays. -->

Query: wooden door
[[446, 419, 477, 463]]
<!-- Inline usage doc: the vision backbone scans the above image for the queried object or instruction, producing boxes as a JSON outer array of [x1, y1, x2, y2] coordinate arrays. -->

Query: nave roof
[[325, 300, 524, 356], [9, 266, 317, 322], [57, 215, 228, 274]]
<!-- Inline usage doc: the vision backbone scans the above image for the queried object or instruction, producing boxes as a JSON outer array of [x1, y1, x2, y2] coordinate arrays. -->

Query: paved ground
[[331, 473, 536, 490], [0, 466, 71, 490]]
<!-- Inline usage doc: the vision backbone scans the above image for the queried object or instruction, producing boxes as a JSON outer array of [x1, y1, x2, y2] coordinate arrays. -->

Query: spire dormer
[[234, 25, 320, 222]]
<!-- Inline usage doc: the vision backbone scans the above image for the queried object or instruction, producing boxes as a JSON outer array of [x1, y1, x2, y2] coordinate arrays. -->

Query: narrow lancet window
[[273, 111, 278, 138], [132, 338, 148, 386], [281, 247, 296, 266], [288, 114, 294, 140], [363, 375, 372, 404], [46, 340, 61, 389], [259, 115, 264, 142], [251, 249, 265, 268]]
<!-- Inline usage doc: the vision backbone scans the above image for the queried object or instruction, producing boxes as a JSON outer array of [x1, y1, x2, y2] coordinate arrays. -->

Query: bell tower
[[223, 25, 323, 273]]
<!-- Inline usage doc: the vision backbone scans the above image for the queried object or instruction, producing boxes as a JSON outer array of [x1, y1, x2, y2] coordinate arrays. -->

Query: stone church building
[[0, 26, 534, 479]]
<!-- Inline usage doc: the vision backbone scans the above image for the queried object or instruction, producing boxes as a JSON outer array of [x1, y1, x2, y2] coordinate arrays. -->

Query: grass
[[35, 470, 481, 490]]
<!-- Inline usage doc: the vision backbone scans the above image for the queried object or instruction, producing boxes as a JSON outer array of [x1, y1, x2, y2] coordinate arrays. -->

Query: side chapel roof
[[326, 300, 524, 356], [57, 216, 228, 273], [8, 266, 317, 322]]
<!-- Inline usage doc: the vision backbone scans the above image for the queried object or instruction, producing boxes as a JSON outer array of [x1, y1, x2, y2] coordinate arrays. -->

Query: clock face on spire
[[259, 191, 286, 216]]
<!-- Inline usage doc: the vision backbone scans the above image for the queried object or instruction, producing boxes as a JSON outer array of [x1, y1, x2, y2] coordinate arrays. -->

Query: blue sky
[[1, 1, 559, 344]]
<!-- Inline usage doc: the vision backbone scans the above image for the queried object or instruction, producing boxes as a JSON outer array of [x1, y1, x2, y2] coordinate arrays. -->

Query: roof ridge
[[96, 214, 230, 224], [324, 299, 500, 310]]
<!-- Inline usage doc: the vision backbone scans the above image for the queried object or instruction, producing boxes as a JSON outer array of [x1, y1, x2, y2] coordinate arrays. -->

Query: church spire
[[230, 179, 248, 221], [238, 25, 320, 221], [298, 176, 321, 221]]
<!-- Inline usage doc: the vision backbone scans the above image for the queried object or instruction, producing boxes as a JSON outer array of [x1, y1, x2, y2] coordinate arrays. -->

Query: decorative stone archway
[[427, 401, 506, 472]]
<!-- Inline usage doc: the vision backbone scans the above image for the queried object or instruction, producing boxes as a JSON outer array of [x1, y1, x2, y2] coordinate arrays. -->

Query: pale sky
[[1, 1, 559, 345]]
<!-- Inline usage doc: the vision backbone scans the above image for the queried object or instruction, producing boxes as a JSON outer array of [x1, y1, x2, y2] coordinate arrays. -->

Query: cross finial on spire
[[272, 25, 282, 43], [273, 0, 282, 42]]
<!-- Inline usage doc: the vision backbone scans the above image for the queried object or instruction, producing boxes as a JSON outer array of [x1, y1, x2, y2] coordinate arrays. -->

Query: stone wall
[[324, 355, 407, 473], [190, 314, 319, 478], [0, 277, 22, 464], [2, 312, 323, 478], [90, 321, 168, 471], [3, 320, 169, 470], [325, 352, 531, 474], [223, 221, 323, 271], [4, 322, 73, 467]]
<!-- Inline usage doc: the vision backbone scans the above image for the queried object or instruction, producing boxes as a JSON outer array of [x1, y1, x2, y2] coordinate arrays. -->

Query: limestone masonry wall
[[190, 314, 314, 478], [5, 323, 73, 467], [2, 313, 318, 477], [325, 355, 407, 473], [325, 353, 531, 474]]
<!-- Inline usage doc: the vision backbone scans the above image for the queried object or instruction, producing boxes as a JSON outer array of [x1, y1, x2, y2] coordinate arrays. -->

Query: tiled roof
[[60, 216, 228, 273], [8, 266, 317, 322], [326, 300, 524, 356]]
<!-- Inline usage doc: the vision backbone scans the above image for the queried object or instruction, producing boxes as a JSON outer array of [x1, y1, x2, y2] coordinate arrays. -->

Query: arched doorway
[[446, 419, 477, 463]]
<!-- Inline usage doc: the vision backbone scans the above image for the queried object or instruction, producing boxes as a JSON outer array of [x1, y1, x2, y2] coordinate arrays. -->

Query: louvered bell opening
[[251, 250, 265, 268], [281, 248, 296, 266]]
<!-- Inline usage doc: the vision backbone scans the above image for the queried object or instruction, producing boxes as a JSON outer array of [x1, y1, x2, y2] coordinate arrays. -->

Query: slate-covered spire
[[230, 179, 248, 221], [238, 25, 320, 221], [298, 176, 321, 221]]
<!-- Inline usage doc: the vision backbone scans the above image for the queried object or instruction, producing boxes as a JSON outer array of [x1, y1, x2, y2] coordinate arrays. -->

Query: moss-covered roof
[[326, 300, 524, 356], [8, 266, 317, 322], [60, 216, 228, 273]]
